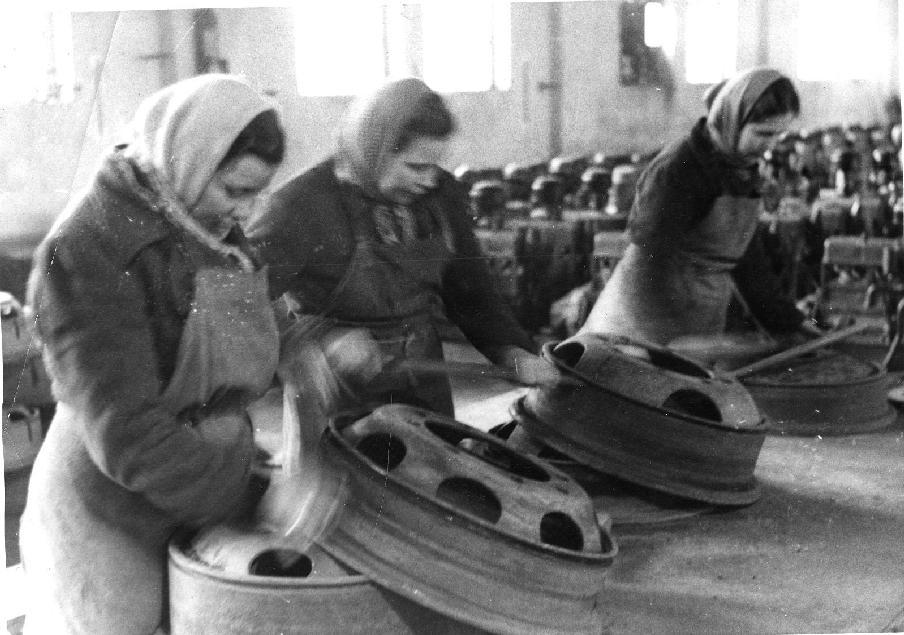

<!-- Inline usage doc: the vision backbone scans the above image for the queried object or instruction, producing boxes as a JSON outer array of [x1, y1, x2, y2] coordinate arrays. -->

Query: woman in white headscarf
[[249, 78, 557, 417], [20, 75, 285, 634], [580, 67, 816, 345]]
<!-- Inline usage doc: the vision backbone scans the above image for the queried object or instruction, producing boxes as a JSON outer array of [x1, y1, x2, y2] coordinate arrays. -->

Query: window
[[422, 1, 511, 92], [796, 0, 884, 81], [0, 10, 74, 105], [684, 0, 738, 84], [293, 3, 386, 97], [293, 1, 511, 97]]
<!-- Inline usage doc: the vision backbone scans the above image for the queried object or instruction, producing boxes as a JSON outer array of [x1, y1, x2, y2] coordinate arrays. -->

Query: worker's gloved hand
[[498, 346, 562, 386]]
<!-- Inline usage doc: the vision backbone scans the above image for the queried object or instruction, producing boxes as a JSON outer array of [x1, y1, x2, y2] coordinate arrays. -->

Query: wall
[[0, 1, 900, 255]]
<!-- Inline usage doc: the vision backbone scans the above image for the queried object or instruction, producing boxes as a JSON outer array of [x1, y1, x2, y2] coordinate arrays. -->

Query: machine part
[[517, 333, 767, 505], [529, 174, 566, 220], [469, 179, 507, 229], [741, 349, 897, 436], [169, 529, 482, 635], [576, 166, 612, 211], [506, 423, 714, 527], [317, 404, 615, 635]]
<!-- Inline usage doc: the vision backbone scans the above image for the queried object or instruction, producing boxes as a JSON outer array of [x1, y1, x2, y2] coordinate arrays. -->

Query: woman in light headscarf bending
[[580, 67, 817, 345], [21, 75, 285, 634], [249, 78, 557, 416]]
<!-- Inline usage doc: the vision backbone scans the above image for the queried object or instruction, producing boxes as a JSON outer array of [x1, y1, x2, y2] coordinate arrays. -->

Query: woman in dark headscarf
[[580, 67, 815, 345], [249, 78, 556, 416], [21, 75, 285, 634]]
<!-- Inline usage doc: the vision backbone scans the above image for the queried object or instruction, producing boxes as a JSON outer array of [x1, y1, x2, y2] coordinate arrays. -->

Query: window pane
[[422, 1, 511, 92], [0, 10, 74, 105], [684, 0, 738, 84], [796, 0, 883, 81], [294, 3, 386, 96]]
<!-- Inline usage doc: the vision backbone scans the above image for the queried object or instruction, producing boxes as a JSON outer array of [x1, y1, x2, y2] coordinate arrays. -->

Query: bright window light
[[684, 0, 738, 84], [0, 10, 74, 105], [422, 1, 511, 93], [796, 0, 883, 81], [644, 1, 677, 57], [294, 3, 386, 97]]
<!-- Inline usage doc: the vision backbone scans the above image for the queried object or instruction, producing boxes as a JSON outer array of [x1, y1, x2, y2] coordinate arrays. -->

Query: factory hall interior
[[2, 1, 904, 633]]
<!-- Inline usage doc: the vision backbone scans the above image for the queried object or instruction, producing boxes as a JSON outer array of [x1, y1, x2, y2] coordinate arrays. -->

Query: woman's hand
[[497, 346, 561, 386], [321, 328, 384, 384]]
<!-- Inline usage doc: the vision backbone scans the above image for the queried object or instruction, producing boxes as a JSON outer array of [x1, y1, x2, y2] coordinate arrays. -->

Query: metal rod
[[394, 359, 582, 387], [728, 322, 870, 378]]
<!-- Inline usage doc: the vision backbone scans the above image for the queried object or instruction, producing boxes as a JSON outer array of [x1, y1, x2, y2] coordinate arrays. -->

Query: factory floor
[[5, 340, 904, 634]]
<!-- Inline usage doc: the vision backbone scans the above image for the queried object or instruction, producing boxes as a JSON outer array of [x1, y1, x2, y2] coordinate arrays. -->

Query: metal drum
[[740, 349, 897, 436], [169, 529, 482, 634], [516, 333, 768, 505], [318, 404, 616, 635]]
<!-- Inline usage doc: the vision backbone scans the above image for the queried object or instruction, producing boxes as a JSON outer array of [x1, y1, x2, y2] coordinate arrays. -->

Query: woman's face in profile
[[191, 154, 277, 238], [378, 136, 448, 205], [736, 113, 797, 166]]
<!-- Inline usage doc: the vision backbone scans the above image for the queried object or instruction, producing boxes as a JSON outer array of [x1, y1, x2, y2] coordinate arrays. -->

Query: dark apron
[[290, 187, 456, 416], [21, 264, 278, 635], [581, 194, 761, 345]]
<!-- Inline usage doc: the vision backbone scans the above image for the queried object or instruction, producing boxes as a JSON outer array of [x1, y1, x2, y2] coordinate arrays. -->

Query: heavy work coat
[[21, 157, 276, 633]]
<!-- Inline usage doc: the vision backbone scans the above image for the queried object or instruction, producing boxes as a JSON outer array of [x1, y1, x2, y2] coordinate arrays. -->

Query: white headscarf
[[706, 67, 788, 157], [125, 74, 272, 208], [122, 75, 275, 270], [334, 78, 435, 199]]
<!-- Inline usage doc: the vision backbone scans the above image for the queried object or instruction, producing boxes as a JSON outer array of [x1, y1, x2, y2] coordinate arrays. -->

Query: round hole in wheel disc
[[436, 477, 502, 523], [425, 421, 550, 482], [553, 341, 586, 367], [662, 389, 722, 421], [355, 432, 407, 471], [540, 512, 584, 551], [248, 550, 313, 578]]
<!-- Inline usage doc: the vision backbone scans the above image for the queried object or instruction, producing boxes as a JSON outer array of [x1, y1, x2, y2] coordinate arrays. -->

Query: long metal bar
[[729, 323, 871, 378]]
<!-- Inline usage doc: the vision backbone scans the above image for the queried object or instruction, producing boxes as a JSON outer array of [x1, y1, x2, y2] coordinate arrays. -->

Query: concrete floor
[[5, 341, 904, 633]]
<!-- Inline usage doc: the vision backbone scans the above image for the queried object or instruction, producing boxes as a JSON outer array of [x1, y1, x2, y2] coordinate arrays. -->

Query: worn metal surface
[[169, 530, 482, 634], [518, 333, 767, 505], [317, 403, 616, 635], [741, 349, 897, 436]]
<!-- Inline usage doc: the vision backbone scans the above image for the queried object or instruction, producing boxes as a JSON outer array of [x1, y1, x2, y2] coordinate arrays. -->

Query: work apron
[[580, 194, 760, 345], [288, 188, 455, 416], [21, 261, 278, 635]]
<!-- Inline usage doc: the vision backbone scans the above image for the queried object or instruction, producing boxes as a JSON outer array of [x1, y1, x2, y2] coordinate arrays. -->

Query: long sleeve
[[30, 232, 252, 526], [629, 146, 720, 256], [438, 178, 537, 358], [731, 226, 806, 332]]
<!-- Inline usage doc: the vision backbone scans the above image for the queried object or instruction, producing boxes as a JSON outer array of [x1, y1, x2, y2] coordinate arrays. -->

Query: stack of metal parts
[[172, 402, 616, 634], [511, 332, 768, 506]]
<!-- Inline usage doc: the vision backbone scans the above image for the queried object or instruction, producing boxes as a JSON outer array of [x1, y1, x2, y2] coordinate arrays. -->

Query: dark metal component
[[529, 175, 565, 220], [516, 334, 767, 505], [741, 349, 897, 436], [469, 180, 507, 230], [576, 166, 612, 211], [317, 404, 616, 635]]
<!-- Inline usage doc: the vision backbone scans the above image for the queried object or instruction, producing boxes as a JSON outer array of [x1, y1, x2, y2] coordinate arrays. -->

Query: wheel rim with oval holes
[[516, 333, 768, 506], [316, 403, 617, 635]]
